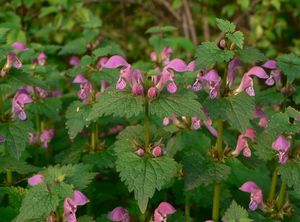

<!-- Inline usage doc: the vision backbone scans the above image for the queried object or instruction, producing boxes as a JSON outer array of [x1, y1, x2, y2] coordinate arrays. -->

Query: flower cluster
[[240, 181, 264, 211], [29, 129, 55, 148], [134, 139, 166, 158]]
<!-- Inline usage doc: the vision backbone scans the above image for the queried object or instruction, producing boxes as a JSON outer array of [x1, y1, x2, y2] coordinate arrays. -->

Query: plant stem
[[216, 118, 223, 158], [6, 170, 12, 186], [35, 113, 41, 138], [212, 183, 221, 221], [91, 123, 97, 152], [277, 181, 287, 208], [185, 194, 191, 218], [144, 98, 150, 151], [268, 170, 278, 201], [140, 212, 146, 222]]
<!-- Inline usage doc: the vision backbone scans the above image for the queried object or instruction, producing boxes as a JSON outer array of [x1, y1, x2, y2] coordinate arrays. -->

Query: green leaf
[[114, 126, 178, 213], [146, 25, 177, 34], [59, 38, 87, 55], [150, 90, 205, 119], [236, 46, 267, 64], [87, 88, 144, 120], [65, 163, 96, 190], [277, 54, 300, 82], [0, 121, 33, 159], [65, 101, 93, 139], [216, 18, 236, 33], [28, 97, 62, 118], [254, 110, 300, 160], [93, 40, 124, 57], [226, 31, 244, 49], [196, 42, 234, 68], [183, 150, 230, 190], [224, 200, 253, 222], [204, 93, 255, 133], [278, 160, 300, 194], [83, 148, 115, 169], [16, 184, 60, 222], [0, 156, 39, 174]]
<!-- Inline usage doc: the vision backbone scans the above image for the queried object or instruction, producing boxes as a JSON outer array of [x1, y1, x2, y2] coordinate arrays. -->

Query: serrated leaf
[[87, 88, 144, 120], [65, 163, 96, 190], [59, 38, 87, 55], [0, 121, 33, 159], [93, 40, 124, 57], [65, 101, 93, 139], [146, 25, 177, 34], [254, 111, 300, 160], [277, 54, 300, 82], [236, 46, 267, 64], [150, 90, 205, 119], [183, 150, 230, 190], [28, 97, 62, 118], [16, 184, 60, 222], [196, 42, 234, 68], [83, 148, 115, 169], [278, 160, 300, 194], [114, 126, 178, 213], [226, 31, 244, 49], [216, 18, 236, 33], [0, 156, 39, 174], [224, 200, 253, 222], [204, 93, 255, 132], [255, 87, 284, 105]]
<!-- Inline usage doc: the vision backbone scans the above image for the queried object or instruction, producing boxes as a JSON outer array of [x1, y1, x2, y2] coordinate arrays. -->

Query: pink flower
[[108, 206, 130, 222], [235, 66, 269, 96], [232, 128, 256, 157], [152, 146, 162, 157], [154, 202, 176, 222], [69, 56, 80, 66], [40, 129, 55, 148], [12, 42, 27, 51], [28, 174, 43, 186], [262, 60, 281, 86], [29, 133, 38, 144], [226, 58, 242, 87], [12, 88, 33, 120], [239, 181, 263, 211], [97, 57, 108, 69], [73, 74, 93, 101], [64, 190, 89, 222], [272, 135, 291, 164], [38, 52, 47, 66], [253, 106, 269, 128]]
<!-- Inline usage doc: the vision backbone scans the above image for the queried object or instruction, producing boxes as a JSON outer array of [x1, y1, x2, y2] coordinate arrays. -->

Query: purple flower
[[227, 58, 242, 87], [35, 86, 49, 98], [108, 206, 130, 222], [253, 106, 269, 128], [37, 52, 47, 66], [73, 74, 93, 101], [51, 89, 63, 97], [262, 60, 281, 86], [235, 66, 269, 96], [12, 89, 33, 120], [240, 181, 263, 211], [40, 129, 55, 148], [12, 42, 27, 51], [69, 56, 80, 66], [232, 129, 256, 157], [28, 174, 44, 186], [97, 57, 108, 70], [272, 135, 290, 164], [29, 133, 38, 144], [154, 202, 176, 222], [64, 190, 89, 222], [161, 47, 173, 65]]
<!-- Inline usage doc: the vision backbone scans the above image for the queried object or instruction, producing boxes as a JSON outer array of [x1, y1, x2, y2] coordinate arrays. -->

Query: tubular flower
[[64, 190, 89, 222], [102, 55, 144, 95], [239, 181, 264, 211], [154, 202, 176, 222], [253, 106, 269, 128], [28, 174, 44, 186], [12, 42, 27, 51], [108, 206, 130, 222], [232, 129, 256, 157], [190, 116, 218, 137], [262, 60, 281, 86], [73, 74, 93, 102], [150, 47, 173, 65], [40, 129, 55, 148], [272, 135, 291, 164], [12, 88, 33, 120], [69, 56, 80, 66], [226, 58, 242, 87], [235, 66, 269, 96]]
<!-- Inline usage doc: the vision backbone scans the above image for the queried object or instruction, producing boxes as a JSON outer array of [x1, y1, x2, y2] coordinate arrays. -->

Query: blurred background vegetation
[[1, 0, 300, 61]]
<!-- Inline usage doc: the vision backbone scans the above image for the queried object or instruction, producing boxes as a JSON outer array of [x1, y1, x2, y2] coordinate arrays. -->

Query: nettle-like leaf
[[0, 120, 33, 159], [149, 90, 205, 119], [277, 54, 300, 82], [183, 150, 231, 190], [83, 148, 115, 169], [216, 18, 236, 33], [254, 110, 300, 160], [226, 31, 244, 49], [205, 92, 255, 133], [28, 97, 62, 118], [65, 101, 93, 139], [59, 38, 87, 55], [146, 25, 177, 34], [0, 156, 39, 174], [236, 46, 267, 64], [93, 40, 124, 57], [196, 42, 234, 68], [87, 88, 144, 120], [278, 160, 300, 194], [114, 125, 178, 213], [223, 200, 253, 222]]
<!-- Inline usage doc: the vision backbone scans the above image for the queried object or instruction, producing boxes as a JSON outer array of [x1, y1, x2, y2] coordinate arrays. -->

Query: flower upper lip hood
[[272, 135, 291, 164], [108, 206, 130, 222], [12, 41, 27, 51], [239, 181, 263, 211], [64, 190, 89, 222], [12, 88, 33, 120], [154, 202, 176, 222]]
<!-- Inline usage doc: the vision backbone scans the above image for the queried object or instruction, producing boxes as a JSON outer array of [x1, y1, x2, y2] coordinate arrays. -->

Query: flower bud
[[135, 148, 144, 157], [219, 39, 226, 49], [148, 87, 158, 99], [152, 146, 162, 157]]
